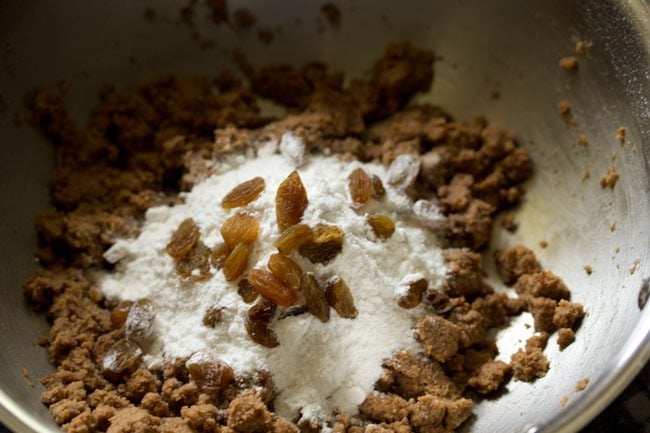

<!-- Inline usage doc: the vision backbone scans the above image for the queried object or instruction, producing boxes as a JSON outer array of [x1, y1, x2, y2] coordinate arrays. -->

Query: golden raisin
[[220, 213, 260, 247], [276, 171, 308, 232], [248, 268, 298, 307], [273, 223, 313, 254], [397, 278, 428, 309], [166, 218, 200, 260], [268, 253, 303, 292], [187, 351, 234, 390], [125, 298, 156, 343], [367, 215, 395, 239], [102, 339, 142, 381], [222, 242, 250, 282], [238, 277, 259, 303], [176, 241, 212, 281], [302, 273, 330, 323], [299, 224, 344, 264], [371, 175, 386, 198], [326, 277, 358, 319], [210, 243, 232, 269], [348, 167, 373, 205], [110, 300, 134, 328], [221, 177, 265, 209]]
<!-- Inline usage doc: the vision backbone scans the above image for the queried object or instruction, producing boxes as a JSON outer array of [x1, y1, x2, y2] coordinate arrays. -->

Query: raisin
[[276, 171, 308, 232], [245, 318, 279, 348], [222, 242, 250, 282], [302, 273, 330, 323], [312, 224, 344, 243], [203, 306, 224, 327], [367, 215, 395, 239], [220, 213, 260, 247], [397, 278, 427, 309], [298, 224, 344, 264], [166, 218, 200, 260], [125, 298, 156, 343], [273, 223, 313, 254], [221, 177, 265, 209], [348, 167, 373, 205], [268, 253, 303, 291], [248, 268, 298, 307], [326, 277, 358, 318], [102, 339, 142, 381], [186, 351, 234, 390], [210, 243, 232, 269], [248, 298, 277, 321], [110, 300, 134, 328], [238, 277, 259, 303], [176, 241, 212, 281], [371, 175, 386, 198], [246, 300, 279, 348]]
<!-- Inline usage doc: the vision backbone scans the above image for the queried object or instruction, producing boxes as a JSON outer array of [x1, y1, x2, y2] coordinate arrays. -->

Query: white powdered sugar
[[98, 135, 447, 422]]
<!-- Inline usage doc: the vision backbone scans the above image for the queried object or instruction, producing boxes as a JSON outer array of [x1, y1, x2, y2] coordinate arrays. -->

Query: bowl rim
[[1, 1, 650, 432]]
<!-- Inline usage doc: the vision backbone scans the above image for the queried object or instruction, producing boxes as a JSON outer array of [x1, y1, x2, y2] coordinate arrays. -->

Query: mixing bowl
[[0, 1, 649, 432]]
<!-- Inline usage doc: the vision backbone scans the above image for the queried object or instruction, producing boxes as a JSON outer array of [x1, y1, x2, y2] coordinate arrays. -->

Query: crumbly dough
[[24, 40, 576, 433]]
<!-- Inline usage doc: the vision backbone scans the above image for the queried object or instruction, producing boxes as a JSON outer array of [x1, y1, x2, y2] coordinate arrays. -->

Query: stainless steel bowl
[[1, 1, 649, 432]]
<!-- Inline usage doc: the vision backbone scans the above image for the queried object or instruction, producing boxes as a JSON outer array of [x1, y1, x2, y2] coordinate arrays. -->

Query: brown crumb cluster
[[24, 41, 579, 433]]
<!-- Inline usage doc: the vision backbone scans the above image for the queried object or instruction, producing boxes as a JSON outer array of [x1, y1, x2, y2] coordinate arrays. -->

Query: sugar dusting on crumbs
[[98, 134, 448, 422]]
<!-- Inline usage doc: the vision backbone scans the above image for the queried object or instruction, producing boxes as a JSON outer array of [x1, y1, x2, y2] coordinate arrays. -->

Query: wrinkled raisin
[[397, 278, 427, 309], [210, 243, 232, 269], [246, 300, 279, 348], [367, 215, 395, 239], [102, 339, 142, 381], [166, 218, 200, 260], [110, 300, 133, 328], [348, 167, 373, 205], [371, 175, 386, 198], [222, 242, 250, 282], [203, 306, 224, 327], [248, 268, 298, 307], [220, 213, 260, 247], [326, 277, 358, 319], [186, 351, 234, 390], [299, 224, 344, 264], [221, 177, 265, 209], [245, 318, 279, 348], [273, 223, 313, 254], [248, 298, 277, 321], [125, 298, 156, 343], [268, 253, 303, 291], [276, 171, 308, 232], [238, 277, 259, 303], [176, 241, 212, 281], [302, 273, 330, 323]]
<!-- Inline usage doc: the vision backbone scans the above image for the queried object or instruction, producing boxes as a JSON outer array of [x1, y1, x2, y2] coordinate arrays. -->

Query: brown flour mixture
[[25, 42, 583, 433]]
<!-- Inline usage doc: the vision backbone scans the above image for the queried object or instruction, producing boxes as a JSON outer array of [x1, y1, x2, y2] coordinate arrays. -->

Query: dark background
[[1, 363, 648, 432]]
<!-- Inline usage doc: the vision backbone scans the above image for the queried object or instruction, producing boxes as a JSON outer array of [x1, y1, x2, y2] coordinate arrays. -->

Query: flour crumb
[[629, 259, 640, 275], [600, 167, 619, 189], [560, 395, 569, 408], [559, 56, 578, 72], [575, 377, 590, 392]]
